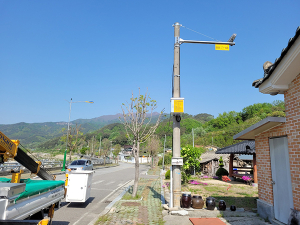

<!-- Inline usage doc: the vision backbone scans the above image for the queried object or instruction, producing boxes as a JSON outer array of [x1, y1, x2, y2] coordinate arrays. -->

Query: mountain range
[[0, 113, 161, 148]]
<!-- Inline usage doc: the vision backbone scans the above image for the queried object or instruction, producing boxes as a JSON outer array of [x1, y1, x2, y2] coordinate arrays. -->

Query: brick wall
[[255, 73, 300, 210]]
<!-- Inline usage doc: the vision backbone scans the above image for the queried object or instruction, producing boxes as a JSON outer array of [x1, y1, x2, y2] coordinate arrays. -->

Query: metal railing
[[0, 157, 113, 176]]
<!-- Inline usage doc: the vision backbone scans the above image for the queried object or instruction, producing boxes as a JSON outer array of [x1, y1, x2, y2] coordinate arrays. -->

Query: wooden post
[[229, 154, 234, 177], [253, 153, 257, 183]]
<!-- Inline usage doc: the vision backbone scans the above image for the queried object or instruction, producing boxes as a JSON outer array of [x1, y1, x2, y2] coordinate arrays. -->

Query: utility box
[[66, 170, 93, 203]]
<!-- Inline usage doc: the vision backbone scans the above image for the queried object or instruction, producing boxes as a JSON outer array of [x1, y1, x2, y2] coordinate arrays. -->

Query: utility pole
[[171, 22, 236, 208], [172, 22, 182, 208], [91, 136, 94, 157], [110, 141, 113, 158], [99, 136, 101, 157]]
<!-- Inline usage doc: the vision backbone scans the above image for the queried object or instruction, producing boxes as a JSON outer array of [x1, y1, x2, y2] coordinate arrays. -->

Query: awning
[[233, 117, 286, 140], [215, 140, 255, 155]]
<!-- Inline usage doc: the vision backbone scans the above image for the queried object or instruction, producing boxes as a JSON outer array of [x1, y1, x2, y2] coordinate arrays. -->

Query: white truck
[[0, 131, 66, 224]]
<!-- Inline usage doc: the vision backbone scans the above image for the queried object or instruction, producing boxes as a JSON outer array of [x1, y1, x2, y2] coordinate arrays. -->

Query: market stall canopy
[[215, 140, 255, 155]]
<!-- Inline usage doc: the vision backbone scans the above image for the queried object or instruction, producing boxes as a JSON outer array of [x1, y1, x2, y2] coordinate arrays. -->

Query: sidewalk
[[94, 166, 164, 225], [161, 170, 271, 225], [94, 167, 271, 225]]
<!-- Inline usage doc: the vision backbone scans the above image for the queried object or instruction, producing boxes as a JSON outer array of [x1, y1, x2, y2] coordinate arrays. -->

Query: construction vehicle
[[0, 131, 65, 225]]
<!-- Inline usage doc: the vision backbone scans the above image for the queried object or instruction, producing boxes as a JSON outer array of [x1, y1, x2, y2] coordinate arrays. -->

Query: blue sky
[[1, 1, 299, 124]]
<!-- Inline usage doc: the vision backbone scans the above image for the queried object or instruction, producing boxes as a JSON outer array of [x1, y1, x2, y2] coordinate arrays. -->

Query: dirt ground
[[163, 178, 258, 211]]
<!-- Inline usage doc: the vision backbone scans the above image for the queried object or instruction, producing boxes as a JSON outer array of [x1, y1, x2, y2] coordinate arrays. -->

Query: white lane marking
[[91, 188, 116, 191], [74, 181, 129, 225], [73, 211, 89, 225], [86, 180, 133, 225], [93, 180, 104, 185], [104, 181, 115, 186]]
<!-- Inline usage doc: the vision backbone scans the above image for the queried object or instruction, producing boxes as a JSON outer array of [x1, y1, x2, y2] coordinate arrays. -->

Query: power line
[[181, 25, 220, 42]]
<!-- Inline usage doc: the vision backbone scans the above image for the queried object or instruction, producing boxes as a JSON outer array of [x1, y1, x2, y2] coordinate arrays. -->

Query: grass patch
[[182, 179, 258, 211], [122, 179, 147, 200], [95, 215, 111, 224], [217, 212, 224, 217], [204, 186, 223, 192], [122, 194, 141, 200], [147, 166, 160, 175]]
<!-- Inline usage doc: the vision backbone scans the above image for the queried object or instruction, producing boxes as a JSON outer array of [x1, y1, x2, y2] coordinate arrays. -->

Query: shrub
[[216, 167, 229, 178], [181, 171, 190, 184], [219, 156, 224, 168], [158, 153, 172, 166], [165, 170, 170, 179]]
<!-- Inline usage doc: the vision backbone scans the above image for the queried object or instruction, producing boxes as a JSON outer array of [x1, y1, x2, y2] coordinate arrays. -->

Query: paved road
[[52, 162, 149, 225]]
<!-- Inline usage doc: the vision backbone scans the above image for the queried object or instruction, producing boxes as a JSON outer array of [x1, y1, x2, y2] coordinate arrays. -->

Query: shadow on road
[[149, 186, 162, 200], [51, 221, 70, 225], [66, 197, 95, 208]]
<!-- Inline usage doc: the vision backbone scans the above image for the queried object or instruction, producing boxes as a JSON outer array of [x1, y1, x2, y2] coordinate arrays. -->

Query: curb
[[87, 179, 134, 225], [160, 170, 166, 204]]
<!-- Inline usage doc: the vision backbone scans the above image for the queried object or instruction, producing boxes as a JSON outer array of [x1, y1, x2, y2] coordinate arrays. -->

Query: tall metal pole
[[192, 128, 194, 147], [163, 134, 166, 171], [61, 98, 94, 171], [192, 128, 195, 175], [172, 22, 181, 208], [110, 141, 113, 158], [91, 136, 94, 157], [99, 136, 101, 156], [62, 98, 72, 171]]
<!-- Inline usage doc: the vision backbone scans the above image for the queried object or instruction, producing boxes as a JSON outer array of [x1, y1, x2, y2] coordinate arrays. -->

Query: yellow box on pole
[[215, 44, 229, 51], [171, 98, 184, 113]]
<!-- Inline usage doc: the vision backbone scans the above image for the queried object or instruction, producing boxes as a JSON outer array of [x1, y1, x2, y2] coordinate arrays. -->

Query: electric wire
[[181, 25, 220, 42]]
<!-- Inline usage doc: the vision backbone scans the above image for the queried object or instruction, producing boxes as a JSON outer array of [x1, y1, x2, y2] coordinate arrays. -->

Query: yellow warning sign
[[215, 44, 229, 51], [173, 100, 184, 113]]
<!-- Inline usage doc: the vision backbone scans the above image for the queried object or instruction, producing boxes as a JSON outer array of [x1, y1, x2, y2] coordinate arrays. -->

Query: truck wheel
[[55, 200, 61, 209], [30, 210, 44, 220]]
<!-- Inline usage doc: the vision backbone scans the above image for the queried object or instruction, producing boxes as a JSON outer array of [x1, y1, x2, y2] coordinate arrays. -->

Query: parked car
[[67, 159, 93, 171]]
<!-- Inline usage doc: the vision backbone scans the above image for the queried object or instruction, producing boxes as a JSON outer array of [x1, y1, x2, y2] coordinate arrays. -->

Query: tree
[[181, 145, 205, 181], [80, 147, 89, 155], [101, 138, 111, 165], [120, 89, 163, 197], [146, 135, 161, 168], [61, 124, 83, 163], [113, 144, 121, 164]]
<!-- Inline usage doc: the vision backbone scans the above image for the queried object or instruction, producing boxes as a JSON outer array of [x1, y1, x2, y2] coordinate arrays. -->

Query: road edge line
[[87, 179, 133, 225]]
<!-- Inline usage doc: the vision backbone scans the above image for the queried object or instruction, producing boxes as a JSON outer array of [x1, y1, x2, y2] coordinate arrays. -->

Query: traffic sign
[[215, 44, 229, 51], [172, 157, 183, 166], [171, 98, 184, 113]]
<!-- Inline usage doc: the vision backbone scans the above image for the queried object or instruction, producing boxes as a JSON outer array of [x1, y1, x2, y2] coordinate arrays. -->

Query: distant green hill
[[0, 112, 163, 149], [37, 113, 214, 151], [2, 100, 285, 152], [0, 114, 122, 148]]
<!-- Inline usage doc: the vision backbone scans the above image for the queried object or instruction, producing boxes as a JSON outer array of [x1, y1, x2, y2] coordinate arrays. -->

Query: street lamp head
[[228, 33, 237, 42], [86, 101, 94, 103]]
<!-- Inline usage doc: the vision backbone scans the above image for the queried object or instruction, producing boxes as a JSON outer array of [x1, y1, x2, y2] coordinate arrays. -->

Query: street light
[[171, 22, 236, 208], [61, 98, 94, 171]]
